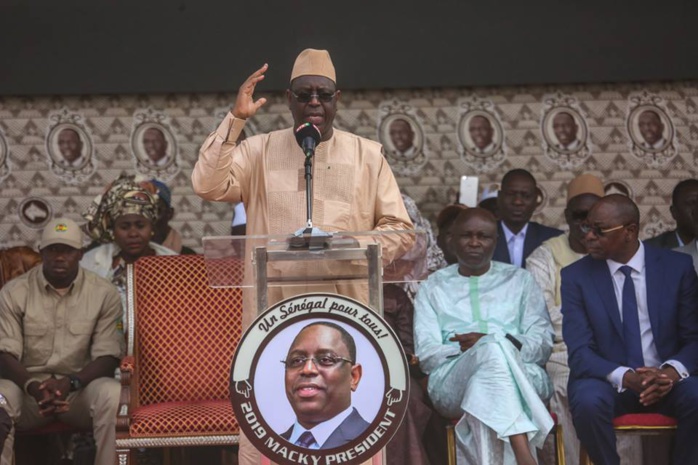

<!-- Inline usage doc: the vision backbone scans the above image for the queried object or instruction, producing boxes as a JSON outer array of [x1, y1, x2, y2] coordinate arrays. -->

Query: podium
[[202, 229, 427, 316], [203, 230, 426, 465]]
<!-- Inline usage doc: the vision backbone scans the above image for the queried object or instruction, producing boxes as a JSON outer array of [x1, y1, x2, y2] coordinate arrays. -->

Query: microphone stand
[[291, 147, 332, 250]]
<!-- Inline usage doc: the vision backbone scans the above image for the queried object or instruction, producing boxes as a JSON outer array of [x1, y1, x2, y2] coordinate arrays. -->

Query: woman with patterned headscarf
[[80, 174, 177, 315]]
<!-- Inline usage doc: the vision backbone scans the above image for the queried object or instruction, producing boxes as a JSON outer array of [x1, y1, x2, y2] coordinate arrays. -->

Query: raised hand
[[232, 64, 269, 120]]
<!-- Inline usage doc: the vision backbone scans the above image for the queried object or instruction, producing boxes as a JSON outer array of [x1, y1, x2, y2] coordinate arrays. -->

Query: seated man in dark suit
[[281, 322, 369, 449], [561, 194, 698, 465], [645, 178, 698, 249], [493, 169, 563, 268]]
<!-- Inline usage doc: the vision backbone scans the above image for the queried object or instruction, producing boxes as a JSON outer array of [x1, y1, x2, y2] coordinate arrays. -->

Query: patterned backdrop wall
[[1, 81, 697, 252]]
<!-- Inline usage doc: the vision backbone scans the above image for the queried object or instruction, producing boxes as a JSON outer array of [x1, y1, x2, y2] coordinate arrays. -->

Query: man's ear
[[350, 363, 362, 392], [625, 223, 640, 241]]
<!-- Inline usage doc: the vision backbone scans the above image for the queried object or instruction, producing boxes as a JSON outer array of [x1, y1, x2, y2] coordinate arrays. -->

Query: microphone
[[294, 123, 321, 158]]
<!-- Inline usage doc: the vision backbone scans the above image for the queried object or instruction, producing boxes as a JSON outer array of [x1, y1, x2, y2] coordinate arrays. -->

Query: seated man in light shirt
[[415, 208, 554, 465]]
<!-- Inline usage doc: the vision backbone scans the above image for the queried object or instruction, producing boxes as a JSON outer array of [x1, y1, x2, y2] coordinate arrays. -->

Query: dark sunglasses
[[290, 90, 337, 103]]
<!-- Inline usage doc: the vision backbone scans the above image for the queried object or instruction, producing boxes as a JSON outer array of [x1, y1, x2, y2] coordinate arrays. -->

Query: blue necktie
[[296, 431, 317, 448], [620, 266, 644, 368]]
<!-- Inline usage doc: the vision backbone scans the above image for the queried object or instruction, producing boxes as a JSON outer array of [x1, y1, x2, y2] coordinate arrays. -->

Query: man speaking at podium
[[192, 49, 413, 464]]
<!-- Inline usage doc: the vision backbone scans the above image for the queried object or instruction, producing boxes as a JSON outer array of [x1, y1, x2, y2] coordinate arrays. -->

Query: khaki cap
[[290, 49, 336, 83], [40, 218, 83, 250], [567, 173, 605, 202]]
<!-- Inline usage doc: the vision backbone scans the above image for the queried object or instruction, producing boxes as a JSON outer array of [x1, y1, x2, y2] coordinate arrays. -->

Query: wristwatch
[[68, 375, 83, 392]]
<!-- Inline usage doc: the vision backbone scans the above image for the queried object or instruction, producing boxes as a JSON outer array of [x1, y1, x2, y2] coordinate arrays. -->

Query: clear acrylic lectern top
[[201, 229, 426, 316]]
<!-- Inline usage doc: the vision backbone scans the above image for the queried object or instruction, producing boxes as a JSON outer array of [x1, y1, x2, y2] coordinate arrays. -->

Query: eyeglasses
[[579, 223, 628, 237], [290, 90, 337, 103], [280, 354, 353, 370]]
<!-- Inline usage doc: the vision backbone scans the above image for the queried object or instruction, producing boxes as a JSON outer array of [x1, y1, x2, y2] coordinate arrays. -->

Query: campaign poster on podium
[[230, 293, 409, 465]]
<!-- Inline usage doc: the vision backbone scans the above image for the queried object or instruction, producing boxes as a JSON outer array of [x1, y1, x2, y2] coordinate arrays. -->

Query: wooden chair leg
[[579, 446, 592, 465], [554, 424, 566, 465], [446, 424, 457, 465]]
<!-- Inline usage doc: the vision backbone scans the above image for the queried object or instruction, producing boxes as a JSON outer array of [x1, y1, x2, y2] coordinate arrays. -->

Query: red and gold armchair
[[115, 255, 243, 464]]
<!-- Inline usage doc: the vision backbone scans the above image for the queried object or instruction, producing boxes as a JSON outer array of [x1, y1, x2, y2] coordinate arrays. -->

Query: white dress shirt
[[605, 242, 689, 391], [501, 222, 528, 268]]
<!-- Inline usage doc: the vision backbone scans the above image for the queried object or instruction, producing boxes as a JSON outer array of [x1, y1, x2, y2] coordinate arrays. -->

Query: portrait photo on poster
[[46, 123, 93, 171], [457, 109, 504, 158], [541, 107, 588, 153], [379, 114, 424, 162], [230, 293, 409, 465], [131, 123, 177, 169], [256, 319, 382, 438], [626, 104, 674, 153]]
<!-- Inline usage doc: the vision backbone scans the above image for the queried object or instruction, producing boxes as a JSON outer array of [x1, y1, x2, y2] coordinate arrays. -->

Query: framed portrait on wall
[[540, 94, 592, 169], [458, 110, 503, 158], [457, 99, 506, 172], [45, 109, 96, 182], [377, 101, 429, 176], [627, 105, 674, 152], [626, 92, 678, 167], [46, 124, 93, 171], [131, 108, 179, 179], [132, 123, 177, 169]]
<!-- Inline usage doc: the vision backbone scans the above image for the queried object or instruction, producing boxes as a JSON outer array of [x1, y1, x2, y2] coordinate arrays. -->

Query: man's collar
[[288, 405, 354, 447], [607, 240, 644, 275], [501, 221, 529, 241]]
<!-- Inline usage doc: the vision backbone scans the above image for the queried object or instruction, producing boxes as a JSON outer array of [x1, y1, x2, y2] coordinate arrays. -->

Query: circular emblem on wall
[[45, 109, 96, 183], [131, 108, 179, 179], [626, 92, 678, 167], [377, 101, 429, 176], [458, 110, 503, 158], [230, 293, 409, 465], [540, 94, 592, 169], [457, 99, 506, 172], [18, 197, 53, 229], [46, 124, 93, 171]]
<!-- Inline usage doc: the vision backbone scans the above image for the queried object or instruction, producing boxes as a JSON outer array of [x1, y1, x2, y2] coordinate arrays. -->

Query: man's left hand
[[449, 332, 486, 352], [36, 377, 71, 414], [637, 366, 679, 406], [39, 377, 70, 402]]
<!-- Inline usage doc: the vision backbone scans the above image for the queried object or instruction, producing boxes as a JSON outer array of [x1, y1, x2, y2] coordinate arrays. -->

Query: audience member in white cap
[[478, 183, 499, 219], [0, 218, 123, 465]]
